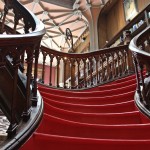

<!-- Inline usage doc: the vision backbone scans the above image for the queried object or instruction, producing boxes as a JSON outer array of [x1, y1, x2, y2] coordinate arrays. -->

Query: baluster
[[41, 51, 47, 83], [106, 54, 111, 80], [20, 52, 25, 73], [116, 51, 120, 77], [124, 31, 134, 73], [32, 43, 40, 106], [123, 50, 128, 74], [63, 57, 67, 88], [95, 56, 99, 84], [119, 51, 123, 75], [83, 58, 87, 88], [114, 53, 117, 77], [100, 56, 105, 82], [103, 55, 107, 81], [133, 55, 146, 105], [118, 52, 122, 76], [98, 58, 102, 83], [49, 55, 54, 86], [56, 56, 61, 87], [7, 55, 19, 137], [76, 59, 80, 88], [111, 53, 115, 79], [89, 57, 93, 86], [121, 50, 125, 74], [70, 58, 76, 89], [22, 47, 34, 122], [139, 62, 147, 104]]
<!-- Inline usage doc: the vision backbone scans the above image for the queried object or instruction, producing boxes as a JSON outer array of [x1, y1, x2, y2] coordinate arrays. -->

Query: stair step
[[21, 132, 150, 150], [38, 83, 136, 97], [37, 113, 150, 140], [40, 90, 135, 105], [87, 78, 136, 91], [44, 99, 136, 113], [44, 103, 141, 125]]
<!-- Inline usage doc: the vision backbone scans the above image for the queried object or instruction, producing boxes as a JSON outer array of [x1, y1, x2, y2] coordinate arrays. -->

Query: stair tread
[[36, 113, 150, 140], [40, 90, 135, 105], [44, 98, 136, 113], [38, 83, 136, 97], [44, 103, 141, 124]]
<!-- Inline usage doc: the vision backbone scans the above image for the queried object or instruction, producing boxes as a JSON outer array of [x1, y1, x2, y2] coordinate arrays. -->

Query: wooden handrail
[[0, 0, 45, 138], [129, 26, 150, 117]]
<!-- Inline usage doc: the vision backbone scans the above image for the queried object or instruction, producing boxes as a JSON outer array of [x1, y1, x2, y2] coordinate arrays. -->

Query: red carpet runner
[[20, 74, 150, 150]]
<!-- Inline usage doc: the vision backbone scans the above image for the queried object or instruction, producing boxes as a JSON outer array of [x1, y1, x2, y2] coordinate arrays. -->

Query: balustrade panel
[[0, 0, 45, 137], [40, 44, 130, 89]]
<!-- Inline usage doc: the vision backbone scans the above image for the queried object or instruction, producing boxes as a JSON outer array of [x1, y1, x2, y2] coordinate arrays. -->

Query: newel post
[[70, 58, 76, 89], [7, 56, 19, 137], [22, 47, 34, 122], [124, 30, 134, 73], [41, 51, 47, 83]]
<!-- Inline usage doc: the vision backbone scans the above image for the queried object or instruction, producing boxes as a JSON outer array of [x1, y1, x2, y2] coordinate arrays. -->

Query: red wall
[[44, 65, 56, 85], [37, 64, 56, 86]]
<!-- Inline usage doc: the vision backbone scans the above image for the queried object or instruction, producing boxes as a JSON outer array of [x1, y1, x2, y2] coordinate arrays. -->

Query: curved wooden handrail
[[0, 1, 45, 40], [129, 26, 150, 117], [42, 45, 129, 58], [0, 0, 45, 146], [129, 26, 150, 55]]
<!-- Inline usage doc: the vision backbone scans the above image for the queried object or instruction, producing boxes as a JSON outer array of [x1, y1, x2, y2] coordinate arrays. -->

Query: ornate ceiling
[[0, 0, 108, 52]]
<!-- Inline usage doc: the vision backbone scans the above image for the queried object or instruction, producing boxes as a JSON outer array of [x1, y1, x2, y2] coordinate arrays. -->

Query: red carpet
[[20, 74, 150, 150]]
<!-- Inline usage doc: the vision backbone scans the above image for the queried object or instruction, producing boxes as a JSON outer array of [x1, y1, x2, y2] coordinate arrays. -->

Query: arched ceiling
[[0, 0, 108, 52]]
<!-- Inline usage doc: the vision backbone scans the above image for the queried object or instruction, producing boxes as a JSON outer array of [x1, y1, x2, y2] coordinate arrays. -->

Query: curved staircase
[[20, 74, 150, 150]]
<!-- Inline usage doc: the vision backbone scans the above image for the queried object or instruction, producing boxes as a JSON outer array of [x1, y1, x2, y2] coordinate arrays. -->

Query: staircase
[[20, 74, 150, 150]]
